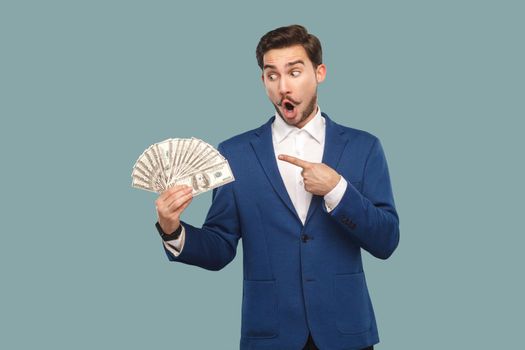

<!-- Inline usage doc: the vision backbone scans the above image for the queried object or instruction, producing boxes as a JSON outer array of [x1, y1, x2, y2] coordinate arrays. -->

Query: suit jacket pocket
[[334, 272, 372, 334], [241, 280, 279, 339]]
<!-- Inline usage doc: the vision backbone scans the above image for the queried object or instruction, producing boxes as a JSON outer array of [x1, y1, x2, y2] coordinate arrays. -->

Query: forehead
[[263, 45, 312, 68]]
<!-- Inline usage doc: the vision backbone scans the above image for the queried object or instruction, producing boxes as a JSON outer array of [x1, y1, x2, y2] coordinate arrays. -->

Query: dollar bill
[[168, 160, 235, 196]]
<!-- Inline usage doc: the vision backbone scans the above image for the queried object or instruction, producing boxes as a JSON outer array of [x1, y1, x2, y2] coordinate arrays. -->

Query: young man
[[155, 25, 399, 350]]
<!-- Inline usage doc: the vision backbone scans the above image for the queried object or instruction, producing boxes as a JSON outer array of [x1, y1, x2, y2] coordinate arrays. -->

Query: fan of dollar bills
[[131, 138, 235, 195]]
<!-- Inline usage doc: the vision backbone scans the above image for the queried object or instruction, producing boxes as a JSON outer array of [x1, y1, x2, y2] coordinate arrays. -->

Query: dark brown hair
[[256, 25, 322, 70]]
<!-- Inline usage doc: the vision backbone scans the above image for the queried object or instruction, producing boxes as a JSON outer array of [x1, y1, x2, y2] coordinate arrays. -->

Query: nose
[[278, 75, 291, 96]]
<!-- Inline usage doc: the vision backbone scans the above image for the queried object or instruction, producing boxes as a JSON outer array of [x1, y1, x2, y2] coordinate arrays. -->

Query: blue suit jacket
[[165, 113, 400, 350]]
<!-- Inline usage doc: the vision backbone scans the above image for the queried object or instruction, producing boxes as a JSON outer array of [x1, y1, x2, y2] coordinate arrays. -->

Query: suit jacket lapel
[[304, 113, 349, 226], [320, 113, 349, 170], [250, 117, 301, 222]]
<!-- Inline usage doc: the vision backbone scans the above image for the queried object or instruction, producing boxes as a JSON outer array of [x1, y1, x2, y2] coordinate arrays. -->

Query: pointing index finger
[[278, 154, 311, 169]]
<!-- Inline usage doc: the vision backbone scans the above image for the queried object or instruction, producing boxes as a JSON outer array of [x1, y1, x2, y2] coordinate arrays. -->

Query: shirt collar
[[272, 106, 325, 144]]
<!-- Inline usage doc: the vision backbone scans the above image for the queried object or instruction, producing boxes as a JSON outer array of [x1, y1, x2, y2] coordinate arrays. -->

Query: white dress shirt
[[163, 107, 347, 256]]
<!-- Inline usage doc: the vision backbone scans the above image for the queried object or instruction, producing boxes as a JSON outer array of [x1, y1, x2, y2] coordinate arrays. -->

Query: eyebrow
[[263, 60, 305, 70], [286, 60, 305, 67]]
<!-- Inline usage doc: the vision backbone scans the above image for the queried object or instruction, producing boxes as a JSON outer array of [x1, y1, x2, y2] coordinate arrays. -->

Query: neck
[[296, 105, 318, 129]]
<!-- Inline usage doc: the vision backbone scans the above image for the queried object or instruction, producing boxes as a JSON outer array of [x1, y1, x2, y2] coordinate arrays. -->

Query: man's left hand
[[278, 154, 341, 196]]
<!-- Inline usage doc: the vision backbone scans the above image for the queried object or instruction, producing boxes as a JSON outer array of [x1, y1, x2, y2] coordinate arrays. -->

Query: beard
[[274, 92, 318, 128]]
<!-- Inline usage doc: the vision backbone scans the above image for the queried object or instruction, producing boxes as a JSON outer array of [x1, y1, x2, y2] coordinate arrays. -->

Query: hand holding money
[[278, 154, 341, 196], [156, 185, 193, 235], [133, 138, 235, 234]]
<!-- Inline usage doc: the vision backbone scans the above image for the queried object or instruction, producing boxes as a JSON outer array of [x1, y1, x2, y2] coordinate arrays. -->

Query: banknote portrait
[[191, 172, 210, 191]]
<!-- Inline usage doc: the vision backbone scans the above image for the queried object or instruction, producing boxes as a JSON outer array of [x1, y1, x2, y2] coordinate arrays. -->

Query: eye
[[267, 73, 278, 81], [291, 70, 301, 77]]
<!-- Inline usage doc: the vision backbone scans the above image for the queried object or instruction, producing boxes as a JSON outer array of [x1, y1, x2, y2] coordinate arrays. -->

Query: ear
[[261, 73, 265, 84], [315, 64, 327, 83]]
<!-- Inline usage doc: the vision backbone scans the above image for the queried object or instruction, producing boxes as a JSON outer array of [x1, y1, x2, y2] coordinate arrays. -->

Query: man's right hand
[[155, 185, 194, 235]]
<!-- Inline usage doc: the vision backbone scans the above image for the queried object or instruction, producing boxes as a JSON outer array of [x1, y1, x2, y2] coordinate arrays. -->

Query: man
[[155, 25, 399, 350]]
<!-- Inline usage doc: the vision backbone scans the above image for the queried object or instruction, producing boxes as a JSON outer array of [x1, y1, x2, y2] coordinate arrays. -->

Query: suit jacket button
[[301, 234, 310, 243]]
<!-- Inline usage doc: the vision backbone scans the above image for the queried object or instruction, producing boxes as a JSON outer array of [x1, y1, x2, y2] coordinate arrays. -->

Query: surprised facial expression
[[262, 45, 326, 128]]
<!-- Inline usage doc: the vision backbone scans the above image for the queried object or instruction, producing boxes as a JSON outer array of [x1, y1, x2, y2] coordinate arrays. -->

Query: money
[[131, 138, 235, 195], [170, 161, 234, 196]]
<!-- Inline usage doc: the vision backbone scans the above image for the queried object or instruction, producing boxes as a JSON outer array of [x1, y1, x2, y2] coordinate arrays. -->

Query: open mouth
[[284, 102, 294, 111], [279, 98, 298, 120]]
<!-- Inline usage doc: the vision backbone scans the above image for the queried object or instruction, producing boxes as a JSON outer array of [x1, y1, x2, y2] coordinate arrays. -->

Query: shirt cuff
[[162, 225, 186, 257], [323, 176, 347, 212]]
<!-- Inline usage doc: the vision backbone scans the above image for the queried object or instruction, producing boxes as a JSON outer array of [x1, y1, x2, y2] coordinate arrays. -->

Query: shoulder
[[324, 112, 380, 148]]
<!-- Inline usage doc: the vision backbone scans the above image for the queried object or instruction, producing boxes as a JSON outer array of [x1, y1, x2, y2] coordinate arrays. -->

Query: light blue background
[[1, 1, 524, 348]]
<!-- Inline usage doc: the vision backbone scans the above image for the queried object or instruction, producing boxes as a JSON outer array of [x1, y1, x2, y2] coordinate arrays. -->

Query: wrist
[[324, 175, 347, 211], [329, 174, 341, 192], [155, 222, 183, 241]]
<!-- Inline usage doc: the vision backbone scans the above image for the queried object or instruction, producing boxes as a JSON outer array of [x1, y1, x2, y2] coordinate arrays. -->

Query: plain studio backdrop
[[1, 1, 523, 349]]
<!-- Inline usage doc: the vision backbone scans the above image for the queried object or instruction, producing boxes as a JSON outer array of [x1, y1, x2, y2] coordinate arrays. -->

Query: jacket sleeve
[[329, 138, 400, 259], [163, 144, 241, 270]]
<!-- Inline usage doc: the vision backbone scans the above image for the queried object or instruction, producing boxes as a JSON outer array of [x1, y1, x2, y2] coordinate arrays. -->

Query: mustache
[[277, 96, 300, 106]]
